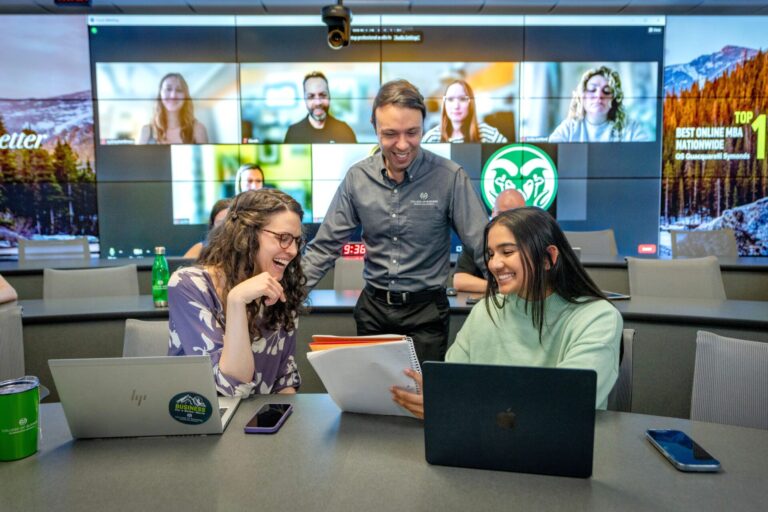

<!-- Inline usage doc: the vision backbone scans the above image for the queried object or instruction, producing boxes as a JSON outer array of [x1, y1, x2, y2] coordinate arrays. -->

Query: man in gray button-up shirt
[[303, 80, 488, 362]]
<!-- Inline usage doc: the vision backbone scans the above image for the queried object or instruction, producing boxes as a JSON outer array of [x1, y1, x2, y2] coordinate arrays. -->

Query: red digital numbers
[[342, 243, 366, 257]]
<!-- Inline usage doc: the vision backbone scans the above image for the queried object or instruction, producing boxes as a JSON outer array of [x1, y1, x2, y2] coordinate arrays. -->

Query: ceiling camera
[[322, 2, 351, 50]]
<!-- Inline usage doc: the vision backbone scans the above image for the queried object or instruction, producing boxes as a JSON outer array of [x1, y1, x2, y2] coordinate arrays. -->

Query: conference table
[[0, 394, 765, 511], [16, 291, 768, 420]]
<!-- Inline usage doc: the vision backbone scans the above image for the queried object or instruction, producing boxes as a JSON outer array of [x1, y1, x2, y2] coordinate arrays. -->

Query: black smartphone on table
[[244, 403, 293, 434], [645, 429, 721, 472]]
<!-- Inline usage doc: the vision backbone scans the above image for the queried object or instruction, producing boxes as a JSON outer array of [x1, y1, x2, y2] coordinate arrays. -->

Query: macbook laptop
[[49, 355, 240, 438], [423, 362, 596, 478]]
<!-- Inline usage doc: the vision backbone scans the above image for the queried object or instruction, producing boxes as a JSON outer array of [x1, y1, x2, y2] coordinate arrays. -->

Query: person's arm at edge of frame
[[450, 167, 489, 280], [0, 274, 18, 303], [302, 171, 361, 290]]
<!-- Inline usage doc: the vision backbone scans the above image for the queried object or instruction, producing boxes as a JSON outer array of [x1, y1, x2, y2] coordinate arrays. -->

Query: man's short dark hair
[[371, 79, 426, 128], [303, 71, 329, 90]]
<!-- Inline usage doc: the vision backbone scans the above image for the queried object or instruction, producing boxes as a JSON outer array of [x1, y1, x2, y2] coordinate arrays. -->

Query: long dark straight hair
[[483, 207, 608, 342]]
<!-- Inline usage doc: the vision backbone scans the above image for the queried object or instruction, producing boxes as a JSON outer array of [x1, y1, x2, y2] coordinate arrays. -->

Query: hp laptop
[[423, 362, 596, 478], [49, 355, 240, 438]]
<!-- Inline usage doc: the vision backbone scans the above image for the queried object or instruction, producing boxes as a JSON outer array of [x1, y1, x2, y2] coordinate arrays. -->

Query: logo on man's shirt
[[480, 144, 558, 210]]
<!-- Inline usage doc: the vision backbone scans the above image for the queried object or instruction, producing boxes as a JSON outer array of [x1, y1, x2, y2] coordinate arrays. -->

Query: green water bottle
[[152, 246, 170, 307]]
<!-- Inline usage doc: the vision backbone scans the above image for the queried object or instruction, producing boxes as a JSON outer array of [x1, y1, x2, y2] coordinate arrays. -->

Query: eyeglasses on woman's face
[[262, 228, 304, 250], [443, 95, 471, 105]]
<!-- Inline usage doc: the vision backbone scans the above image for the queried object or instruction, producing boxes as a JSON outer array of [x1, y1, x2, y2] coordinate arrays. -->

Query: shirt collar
[[377, 148, 425, 185]]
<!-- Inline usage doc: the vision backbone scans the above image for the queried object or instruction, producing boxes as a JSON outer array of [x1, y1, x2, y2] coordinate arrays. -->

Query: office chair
[[122, 319, 170, 357], [333, 258, 365, 290], [18, 238, 90, 263], [607, 328, 635, 412], [563, 229, 618, 257], [0, 305, 25, 380], [691, 331, 768, 430], [626, 256, 726, 299], [43, 264, 140, 300], [670, 229, 738, 259]]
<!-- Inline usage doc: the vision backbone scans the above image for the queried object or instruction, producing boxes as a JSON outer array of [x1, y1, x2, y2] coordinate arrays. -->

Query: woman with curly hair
[[422, 80, 507, 143], [138, 72, 209, 144], [168, 189, 306, 397], [548, 65, 648, 142]]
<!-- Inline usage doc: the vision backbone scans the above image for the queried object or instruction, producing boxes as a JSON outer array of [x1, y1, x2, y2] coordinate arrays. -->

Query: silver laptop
[[49, 356, 240, 438]]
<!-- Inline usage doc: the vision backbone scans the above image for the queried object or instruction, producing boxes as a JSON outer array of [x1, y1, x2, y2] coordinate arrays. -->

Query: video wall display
[[661, 17, 768, 256], [7, 14, 765, 257], [81, 15, 668, 257]]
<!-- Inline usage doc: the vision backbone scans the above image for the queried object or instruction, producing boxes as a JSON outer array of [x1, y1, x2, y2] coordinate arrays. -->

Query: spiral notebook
[[306, 335, 421, 417]]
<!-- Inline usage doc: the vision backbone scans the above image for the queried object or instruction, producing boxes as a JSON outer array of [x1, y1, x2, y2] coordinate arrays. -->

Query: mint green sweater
[[447, 294, 623, 409]]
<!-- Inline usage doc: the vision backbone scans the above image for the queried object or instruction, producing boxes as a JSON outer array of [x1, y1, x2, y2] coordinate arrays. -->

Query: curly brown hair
[[567, 65, 627, 138], [198, 189, 307, 337]]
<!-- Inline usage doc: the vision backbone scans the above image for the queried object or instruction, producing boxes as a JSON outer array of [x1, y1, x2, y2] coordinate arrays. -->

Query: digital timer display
[[342, 242, 366, 257]]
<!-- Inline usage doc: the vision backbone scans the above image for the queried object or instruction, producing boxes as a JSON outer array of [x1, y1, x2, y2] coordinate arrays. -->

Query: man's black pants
[[353, 285, 450, 363]]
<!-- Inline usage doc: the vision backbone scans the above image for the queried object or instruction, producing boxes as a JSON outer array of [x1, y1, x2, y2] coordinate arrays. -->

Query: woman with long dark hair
[[168, 189, 306, 396], [392, 207, 622, 417], [422, 79, 507, 143], [138, 72, 209, 144]]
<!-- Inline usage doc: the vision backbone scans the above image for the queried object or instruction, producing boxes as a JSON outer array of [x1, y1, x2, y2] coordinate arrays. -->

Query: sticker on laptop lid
[[169, 392, 213, 425]]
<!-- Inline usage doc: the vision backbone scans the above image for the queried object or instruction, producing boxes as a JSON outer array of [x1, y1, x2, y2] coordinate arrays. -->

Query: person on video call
[[138, 72, 209, 145], [391, 207, 622, 418], [235, 164, 265, 193], [168, 189, 306, 397], [183, 198, 232, 260], [548, 65, 648, 143], [422, 79, 507, 144], [302, 79, 488, 363], [283, 71, 357, 144], [453, 188, 526, 293]]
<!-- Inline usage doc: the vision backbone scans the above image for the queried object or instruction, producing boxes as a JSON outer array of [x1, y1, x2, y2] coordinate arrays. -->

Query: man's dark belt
[[365, 284, 445, 306]]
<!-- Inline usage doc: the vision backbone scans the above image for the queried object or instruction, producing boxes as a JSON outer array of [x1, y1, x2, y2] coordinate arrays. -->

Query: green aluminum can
[[0, 376, 40, 461]]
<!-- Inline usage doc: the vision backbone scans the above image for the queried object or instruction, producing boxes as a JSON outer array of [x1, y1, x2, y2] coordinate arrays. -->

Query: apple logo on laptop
[[496, 408, 516, 429]]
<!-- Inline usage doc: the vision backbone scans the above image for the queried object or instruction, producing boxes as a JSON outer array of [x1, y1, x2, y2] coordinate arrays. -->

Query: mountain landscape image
[[0, 91, 94, 163], [0, 91, 97, 251], [662, 45, 768, 255], [664, 45, 758, 96]]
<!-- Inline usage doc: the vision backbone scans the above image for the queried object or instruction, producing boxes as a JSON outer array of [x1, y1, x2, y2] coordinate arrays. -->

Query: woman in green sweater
[[392, 207, 623, 417]]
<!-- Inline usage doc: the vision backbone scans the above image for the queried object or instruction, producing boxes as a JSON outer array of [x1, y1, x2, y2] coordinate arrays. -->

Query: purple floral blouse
[[168, 266, 301, 397]]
